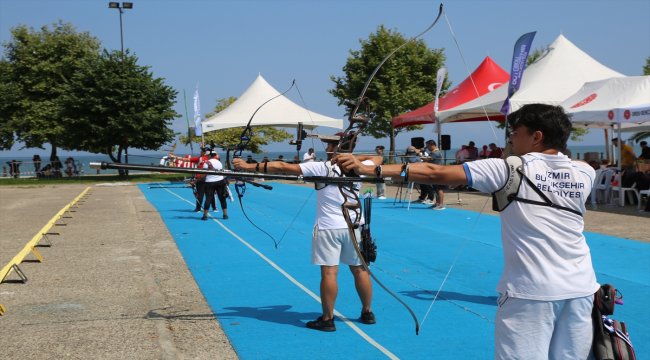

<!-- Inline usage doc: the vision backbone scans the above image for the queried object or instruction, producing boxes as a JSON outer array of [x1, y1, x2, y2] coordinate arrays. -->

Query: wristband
[[374, 165, 382, 178], [255, 163, 260, 172]]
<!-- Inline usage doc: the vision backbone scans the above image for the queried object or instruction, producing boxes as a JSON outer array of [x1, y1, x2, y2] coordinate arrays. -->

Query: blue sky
[[1, 0, 649, 157]]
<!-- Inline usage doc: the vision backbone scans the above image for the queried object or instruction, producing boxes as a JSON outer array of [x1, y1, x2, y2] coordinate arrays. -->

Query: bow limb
[[341, 198, 421, 335], [335, 4, 444, 336], [230, 80, 296, 249], [349, 3, 444, 121]]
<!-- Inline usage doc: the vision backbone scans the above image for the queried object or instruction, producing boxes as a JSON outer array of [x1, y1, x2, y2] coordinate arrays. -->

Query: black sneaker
[[193, 208, 201, 212], [306, 316, 335, 332], [360, 311, 376, 324], [201, 215, 208, 221], [223, 215, 228, 220]]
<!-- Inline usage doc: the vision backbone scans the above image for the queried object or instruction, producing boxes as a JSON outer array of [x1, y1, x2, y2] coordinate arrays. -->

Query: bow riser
[[333, 3, 444, 336]]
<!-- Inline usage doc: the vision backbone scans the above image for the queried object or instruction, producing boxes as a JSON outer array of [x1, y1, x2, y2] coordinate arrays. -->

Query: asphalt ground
[[0, 182, 648, 359]]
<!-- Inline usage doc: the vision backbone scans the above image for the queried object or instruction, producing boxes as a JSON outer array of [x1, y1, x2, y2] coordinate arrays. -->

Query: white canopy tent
[[437, 34, 624, 124], [562, 75, 650, 130], [561, 75, 650, 206], [201, 74, 343, 133]]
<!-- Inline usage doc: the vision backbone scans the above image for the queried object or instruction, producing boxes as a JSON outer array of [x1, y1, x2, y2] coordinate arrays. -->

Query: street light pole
[[108, 2, 133, 174]]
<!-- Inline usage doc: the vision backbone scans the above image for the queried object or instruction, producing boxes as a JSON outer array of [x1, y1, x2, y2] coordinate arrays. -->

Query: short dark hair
[[508, 104, 571, 150], [375, 145, 385, 150], [640, 141, 647, 146], [426, 140, 436, 146]]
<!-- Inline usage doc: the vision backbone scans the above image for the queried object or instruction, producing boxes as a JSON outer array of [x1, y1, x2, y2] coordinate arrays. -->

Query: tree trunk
[[49, 141, 62, 177], [389, 127, 396, 164], [116, 145, 126, 177], [106, 146, 127, 177]]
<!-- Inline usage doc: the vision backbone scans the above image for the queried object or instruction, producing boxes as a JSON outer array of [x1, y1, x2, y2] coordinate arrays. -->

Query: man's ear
[[533, 130, 544, 146]]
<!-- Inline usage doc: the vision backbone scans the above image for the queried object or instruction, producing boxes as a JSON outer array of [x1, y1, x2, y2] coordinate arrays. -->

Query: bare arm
[[333, 153, 468, 186], [232, 158, 303, 175]]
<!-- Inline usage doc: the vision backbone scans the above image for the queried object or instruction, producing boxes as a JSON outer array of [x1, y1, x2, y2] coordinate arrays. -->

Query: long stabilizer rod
[[89, 162, 385, 185]]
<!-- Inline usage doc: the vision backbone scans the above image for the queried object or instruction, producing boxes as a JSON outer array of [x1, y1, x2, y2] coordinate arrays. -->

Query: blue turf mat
[[139, 182, 649, 359]]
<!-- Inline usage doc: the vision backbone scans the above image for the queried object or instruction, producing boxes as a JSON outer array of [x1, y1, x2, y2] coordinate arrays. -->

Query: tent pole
[[617, 125, 623, 206], [604, 128, 609, 163], [436, 117, 441, 151]]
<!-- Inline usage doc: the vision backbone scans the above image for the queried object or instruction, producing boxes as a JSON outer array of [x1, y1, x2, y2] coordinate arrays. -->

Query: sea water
[[1, 144, 643, 178]]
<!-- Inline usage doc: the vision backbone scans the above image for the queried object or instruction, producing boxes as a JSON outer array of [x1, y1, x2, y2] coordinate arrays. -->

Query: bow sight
[[288, 122, 308, 151]]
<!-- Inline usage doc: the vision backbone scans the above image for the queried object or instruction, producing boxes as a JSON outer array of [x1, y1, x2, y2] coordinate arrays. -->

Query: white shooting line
[[160, 186, 399, 360]]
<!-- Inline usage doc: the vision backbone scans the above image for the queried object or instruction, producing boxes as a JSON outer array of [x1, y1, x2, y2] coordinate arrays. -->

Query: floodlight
[[122, 2, 133, 9], [108, 2, 119, 8]]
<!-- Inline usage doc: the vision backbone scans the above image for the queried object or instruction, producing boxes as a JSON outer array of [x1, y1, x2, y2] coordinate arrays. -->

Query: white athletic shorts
[[311, 225, 362, 266], [494, 293, 594, 360]]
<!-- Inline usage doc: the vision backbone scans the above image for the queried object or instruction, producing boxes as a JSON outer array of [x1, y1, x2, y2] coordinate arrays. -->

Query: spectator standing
[[466, 141, 479, 161], [612, 137, 636, 173], [374, 145, 386, 199], [455, 145, 470, 164], [479, 145, 490, 159], [424, 140, 446, 210], [407, 146, 434, 204], [488, 143, 503, 159], [32, 154, 42, 175], [303, 148, 316, 162], [7, 160, 22, 178], [639, 140, 650, 160]]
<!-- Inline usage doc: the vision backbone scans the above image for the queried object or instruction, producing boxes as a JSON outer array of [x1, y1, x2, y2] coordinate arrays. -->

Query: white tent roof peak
[[438, 34, 624, 123], [510, 34, 623, 107], [201, 74, 343, 132]]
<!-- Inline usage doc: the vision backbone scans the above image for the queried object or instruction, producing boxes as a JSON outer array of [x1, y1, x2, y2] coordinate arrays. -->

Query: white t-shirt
[[303, 151, 316, 162], [203, 158, 224, 182], [299, 160, 373, 229], [464, 152, 599, 300]]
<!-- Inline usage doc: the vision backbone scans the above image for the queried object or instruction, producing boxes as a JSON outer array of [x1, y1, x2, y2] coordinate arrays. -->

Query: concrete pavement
[[0, 184, 237, 359]]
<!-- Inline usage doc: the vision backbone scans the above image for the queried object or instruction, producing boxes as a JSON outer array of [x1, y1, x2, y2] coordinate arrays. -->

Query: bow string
[[335, 3, 444, 336], [230, 80, 296, 249], [418, 7, 506, 331]]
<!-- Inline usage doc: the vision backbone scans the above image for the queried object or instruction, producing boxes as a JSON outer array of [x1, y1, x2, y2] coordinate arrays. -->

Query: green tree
[[330, 25, 448, 156], [643, 56, 650, 75], [181, 97, 292, 155], [0, 21, 101, 161], [63, 50, 177, 166], [0, 59, 19, 148]]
